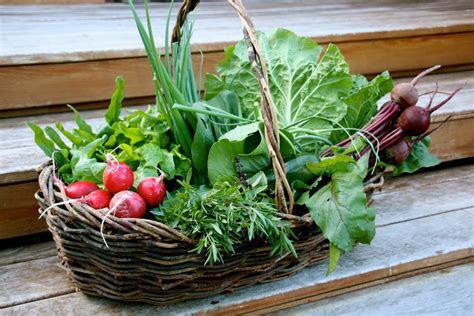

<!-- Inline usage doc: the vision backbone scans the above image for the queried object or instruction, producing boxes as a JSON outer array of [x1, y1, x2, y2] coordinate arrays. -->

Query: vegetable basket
[[36, 162, 382, 304], [33, 0, 453, 306]]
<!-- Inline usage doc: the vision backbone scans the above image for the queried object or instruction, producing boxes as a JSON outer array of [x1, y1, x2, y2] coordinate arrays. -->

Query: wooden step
[[0, 0, 473, 115], [273, 263, 473, 315], [1, 163, 472, 313], [0, 70, 472, 240]]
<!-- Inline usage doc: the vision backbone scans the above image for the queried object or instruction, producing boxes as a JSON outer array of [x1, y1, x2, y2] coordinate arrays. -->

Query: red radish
[[39, 189, 112, 218], [137, 174, 166, 207], [102, 154, 134, 193], [390, 65, 441, 109], [65, 181, 99, 199], [109, 190, 146, 218], [84, 190, 112, 209]]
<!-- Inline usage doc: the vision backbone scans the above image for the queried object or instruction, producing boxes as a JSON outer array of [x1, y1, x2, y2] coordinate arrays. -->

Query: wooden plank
[[1, 1, 473, 65], [0, 241, 56, 267], [271, 263, 474, 315], [0, 182, 48, 240], [1, 33, 473, 112], [1, 209, 471, 314], [430, 117, 474, 161], [1, 1, 473, 111], [0, 256, 75, 309]]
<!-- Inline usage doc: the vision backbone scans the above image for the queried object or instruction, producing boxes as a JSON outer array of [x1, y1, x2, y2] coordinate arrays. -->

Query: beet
[[381, 139, 411, 165], [390, 65, 441, 109], [398, 106, 430, 136], [391, 83, 418, 109]]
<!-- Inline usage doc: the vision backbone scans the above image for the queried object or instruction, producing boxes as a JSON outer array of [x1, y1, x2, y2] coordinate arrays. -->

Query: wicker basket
[[36, 165, 331, 305], [34, 0, 383, 306]]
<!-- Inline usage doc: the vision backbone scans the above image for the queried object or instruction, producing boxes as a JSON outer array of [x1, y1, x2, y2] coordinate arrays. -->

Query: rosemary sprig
[[154, 181, 297, 265]]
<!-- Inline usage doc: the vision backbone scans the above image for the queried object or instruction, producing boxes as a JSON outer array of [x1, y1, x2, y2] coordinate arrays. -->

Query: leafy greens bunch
[[28, 76, 191, 187]]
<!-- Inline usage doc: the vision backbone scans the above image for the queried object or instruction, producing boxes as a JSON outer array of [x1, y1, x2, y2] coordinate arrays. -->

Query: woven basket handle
[[171, 0, 200, 44], [228, 0, 293, 214], [171, 0, 294, 214]]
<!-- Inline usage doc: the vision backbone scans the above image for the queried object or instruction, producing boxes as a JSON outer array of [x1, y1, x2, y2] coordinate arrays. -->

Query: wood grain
[[0, 241, 56, 267], [1, 1, 473, 65], [0, 256, 74, 309], [1, 33, 473, 112], [1, 208, 471, 314], [272, 263, 474, 315], [0, 182, 47, 239], [1, 1, 473, 112]]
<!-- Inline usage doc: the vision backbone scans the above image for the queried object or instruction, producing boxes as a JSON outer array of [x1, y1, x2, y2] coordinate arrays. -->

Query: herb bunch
[[154, 181, 297, 264]]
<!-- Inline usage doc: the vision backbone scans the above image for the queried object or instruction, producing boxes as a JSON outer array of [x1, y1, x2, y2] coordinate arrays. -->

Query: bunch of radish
[[41, 154, 166, 220], [322, 65, 462, 166]]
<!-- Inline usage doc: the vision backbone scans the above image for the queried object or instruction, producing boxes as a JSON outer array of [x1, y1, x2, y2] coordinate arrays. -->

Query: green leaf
[[27, 122, 56, 157], [212, 29, 352, 127], [67, 105, 94, 136], [333, 71, 393, 142], [392, 138, 440, 176], [56, 122, 83, 146], [105, 76, 125, 126], [306, 155, 356, 176], [204, 73, 225, 100], [327, 243, 342, 275], [191, 118, 213, 177], [70, 137, 107, 183], [207, 122, 267, 184], [44, 126, 69, 150], [303, 154, 375, 252], [266, 154, 319, 185]]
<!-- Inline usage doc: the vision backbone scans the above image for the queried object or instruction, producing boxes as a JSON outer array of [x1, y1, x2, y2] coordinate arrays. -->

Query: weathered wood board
[[273, 263, 474, 316], [0, 164, 472, 312], [0, 1, 473, 112]]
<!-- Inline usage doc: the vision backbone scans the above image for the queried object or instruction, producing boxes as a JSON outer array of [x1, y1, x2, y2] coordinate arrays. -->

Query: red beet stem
[[410, 65, 441, 86], [428, 87, 463, 114], [379, 128, 404, 151]]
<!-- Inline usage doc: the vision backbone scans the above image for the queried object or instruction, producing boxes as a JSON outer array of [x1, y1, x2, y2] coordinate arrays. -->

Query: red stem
[[410, 65, 441, 86], [428, 87, 463, 114]]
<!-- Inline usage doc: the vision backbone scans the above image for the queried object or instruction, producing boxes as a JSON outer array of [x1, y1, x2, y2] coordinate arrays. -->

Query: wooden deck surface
[[0, 162, 472, 314], [0, 0, 473, 114], [275, 263, 473, 315]]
